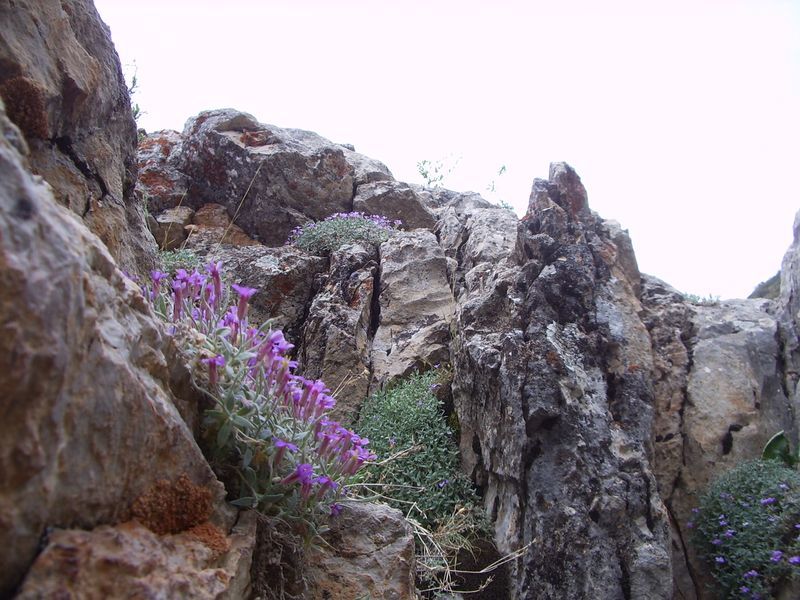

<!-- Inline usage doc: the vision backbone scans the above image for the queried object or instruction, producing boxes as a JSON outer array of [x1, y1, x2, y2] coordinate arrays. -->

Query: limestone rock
[[453, 163, 672, 599], [151, 205, 194, 250], [353, 180, 437, 230], [16, 512, 258, 599], [199, 244, 327, 339], [306, 501, 416, 600], [178, 109, 352, 246], [183, 203, 261, 249], [0, 99, 220, 595], [137, 129, 189, 214], [371, 230, 455, 389], [0, 0, 157, 276], [300, 243, 378, 424]]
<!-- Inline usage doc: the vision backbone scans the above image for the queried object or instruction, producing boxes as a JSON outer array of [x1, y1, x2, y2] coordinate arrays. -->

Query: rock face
[[0, 0, 157, 276], [305, 502, 417, 600], [0, 98, 221, 595], [300, 243, 379, 424], [371, 230, 455, 389], [17, 513, 258, 600], [643, 282, 796, 599], [452, 164, 672, 599], [4, 5, 800, 595]]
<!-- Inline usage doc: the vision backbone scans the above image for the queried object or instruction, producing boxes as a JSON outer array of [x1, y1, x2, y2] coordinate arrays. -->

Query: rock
[[199, 244, 327, 339], [748, 270, 781, 300], [779, 210, 800, 419], [305, 501, 416, 600], [0, 0, 157, 277], [137, 129, 189, 214], [353, 180, 437, 230], [642, 274, 797, 598], [300, 243, 378, 424], [371, 230, 455, 389], [151, 205, 194, 250], [0, 99, 221, 595], [453, 163, 672, 599], [640, 276, 697, 599], [16, 512, 258, 599], [183, 203, 261, 249], [178, 109, 355, 246]]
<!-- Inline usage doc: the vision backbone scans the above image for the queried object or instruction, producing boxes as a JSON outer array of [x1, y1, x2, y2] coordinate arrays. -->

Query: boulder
[[0, 99, 221, 595], [353, 180, 437, 230], [151, 204, 194, 250], [183, 203, 261, 249], [0, 0, 157, 277], [175, 109, 367, 246], [137, 129, 189, 214]]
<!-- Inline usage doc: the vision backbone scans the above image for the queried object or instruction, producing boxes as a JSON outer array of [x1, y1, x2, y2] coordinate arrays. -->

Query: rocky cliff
[[1, 2, 798, 599]]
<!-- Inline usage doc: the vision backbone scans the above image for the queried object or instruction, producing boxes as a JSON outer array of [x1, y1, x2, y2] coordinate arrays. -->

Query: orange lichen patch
[[131, 474, 213, 535], [186, 522, 231, 558], [240, 130, 270, 147], [137, 169, 176, 196], [138, 135, 175, 156], [0, 76, 49, 140]]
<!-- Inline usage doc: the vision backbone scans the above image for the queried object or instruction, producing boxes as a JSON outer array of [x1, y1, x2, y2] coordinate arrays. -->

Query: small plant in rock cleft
[[355, 369, 493, 595], [142, 261, 374, 538], [287, 211, 401, 255], [689, 459, 800, 599]]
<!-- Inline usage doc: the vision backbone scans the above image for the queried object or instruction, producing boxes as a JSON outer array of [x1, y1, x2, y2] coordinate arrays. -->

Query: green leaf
[[762, 430, 797, 467], [216, 419, 233, 447], [230, 496, 256, 508]]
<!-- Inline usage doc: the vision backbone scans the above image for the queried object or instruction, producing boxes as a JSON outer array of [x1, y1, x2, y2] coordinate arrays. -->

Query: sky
[[95, 0, 800, 299]]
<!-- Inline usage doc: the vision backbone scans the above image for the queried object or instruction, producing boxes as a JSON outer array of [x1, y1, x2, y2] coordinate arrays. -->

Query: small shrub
[[160, 248, 202, 274], [690, 459, 800, 599], [356, 370, 488, 593], [287, 212, 401, 255], [142, 262, 373, 537]]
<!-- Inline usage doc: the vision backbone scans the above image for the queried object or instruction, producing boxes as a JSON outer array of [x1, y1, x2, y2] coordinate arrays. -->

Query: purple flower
[[715, 556, 726, 564], [272, 438, 299, 468], [281, 463, 314, 486], [760, 497, 776, 506], [740, 586, 750, 594], [330, 503, 343, 517], [771, 550, 783, 562], [691, 508, 700, 514], [711, 539, 722, 546], [232, 284, 258, 322], [274, 438, 299, 452], [788, 555, 800, 565], [437, 479, 450, 489], [779, 482, 789, 491], [724, 529, 735, 538], [743, 570, 758, 579], [206, 261, 222, 309], [686, 521, 694, 529], [201, 354, 225, 387]]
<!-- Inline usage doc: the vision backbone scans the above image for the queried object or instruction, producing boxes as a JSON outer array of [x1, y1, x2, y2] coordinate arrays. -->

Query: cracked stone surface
[[0, 0, 158, 277], [305, 501, 416, 600]]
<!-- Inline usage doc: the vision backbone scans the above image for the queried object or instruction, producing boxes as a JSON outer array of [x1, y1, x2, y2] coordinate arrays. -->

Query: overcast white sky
[[95, 0, 799, 299]]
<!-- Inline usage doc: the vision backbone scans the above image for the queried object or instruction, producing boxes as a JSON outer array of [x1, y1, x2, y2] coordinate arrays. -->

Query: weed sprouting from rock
[[287, 212, 401, 255], [143, 262, 374, 537]]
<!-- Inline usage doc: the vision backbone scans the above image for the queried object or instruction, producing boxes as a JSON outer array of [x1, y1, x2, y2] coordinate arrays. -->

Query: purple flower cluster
[[286, 211, 403, 248], [144, 262, 374, 517]]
